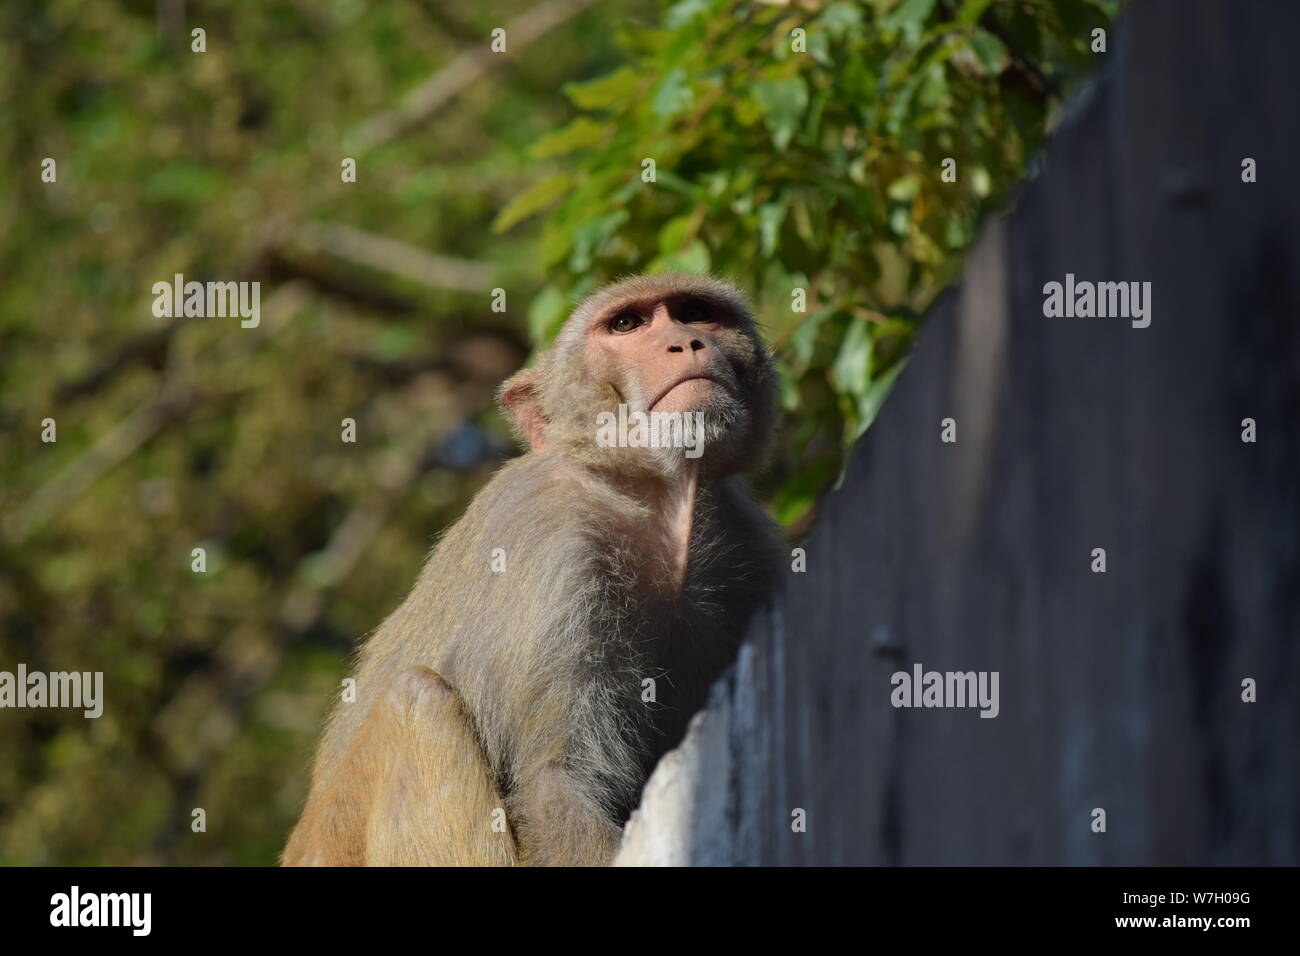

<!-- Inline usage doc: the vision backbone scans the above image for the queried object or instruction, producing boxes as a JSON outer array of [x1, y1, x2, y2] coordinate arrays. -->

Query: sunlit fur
[[284, 274, 782, 866]]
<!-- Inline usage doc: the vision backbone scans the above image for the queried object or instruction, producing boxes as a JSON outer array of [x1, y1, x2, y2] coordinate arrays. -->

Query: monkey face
[[591, 296, 742, 409], [501, 275, 778, 478]]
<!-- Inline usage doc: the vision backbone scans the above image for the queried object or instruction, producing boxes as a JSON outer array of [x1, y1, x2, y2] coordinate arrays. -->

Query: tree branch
[[291, 221, 496, 293], [350, 0, 603, 150]]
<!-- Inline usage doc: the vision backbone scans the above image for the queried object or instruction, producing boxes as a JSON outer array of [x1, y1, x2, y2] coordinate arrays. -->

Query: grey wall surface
[[616, 0, 1300, 866]]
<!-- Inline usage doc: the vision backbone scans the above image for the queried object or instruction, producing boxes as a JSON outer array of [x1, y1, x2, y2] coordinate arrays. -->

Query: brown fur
[[284, 274, 782, 866]]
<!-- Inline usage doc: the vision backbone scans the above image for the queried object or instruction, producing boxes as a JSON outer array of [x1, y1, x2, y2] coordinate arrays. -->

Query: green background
[[0, 0, 1115, 864]]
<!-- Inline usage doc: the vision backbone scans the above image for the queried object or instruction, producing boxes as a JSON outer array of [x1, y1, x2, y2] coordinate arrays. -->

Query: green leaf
[[527, 285, 570, 343], [665, 0, 711, 29], [807, 28, 832, 66], [818, 2, 866, 41], [886, 174, 920, 202], [830, 315, 872, 397], [530, 118, 609, 158], [847, 358, 907, 443], [564, 67, 643, 110], [568, 210, 629, 272], [752, 76, 808, 151], [778, 362, 801, 412], [787, 309, 830, 373], [493, 174, 574, 232], [651, 167, 699, 198], [657, 215, 696, 255], [651, 239, 711, 274], [674, 239, 712, 274], [889, 205, 911, 236], [884, 0, 937, 44], [966, 29, 1008, 76], [958, 0, 996, 27], [652, 68, 693, 119], [758, 201, 786, 257], [774, 457, 840, 526]]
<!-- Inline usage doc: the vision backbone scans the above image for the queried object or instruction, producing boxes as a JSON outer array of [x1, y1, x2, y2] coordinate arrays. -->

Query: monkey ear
[[498, 369, 550, 453]]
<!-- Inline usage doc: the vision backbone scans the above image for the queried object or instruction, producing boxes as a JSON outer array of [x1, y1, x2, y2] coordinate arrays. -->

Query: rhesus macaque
[[283, 274, 781, 866]]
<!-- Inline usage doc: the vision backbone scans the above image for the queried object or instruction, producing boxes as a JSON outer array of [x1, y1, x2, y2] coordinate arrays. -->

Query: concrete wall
[[616, 0, 1300, 866]]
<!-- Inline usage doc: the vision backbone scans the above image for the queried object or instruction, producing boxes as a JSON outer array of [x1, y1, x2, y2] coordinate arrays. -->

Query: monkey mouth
[[648, 375, 722, 413]]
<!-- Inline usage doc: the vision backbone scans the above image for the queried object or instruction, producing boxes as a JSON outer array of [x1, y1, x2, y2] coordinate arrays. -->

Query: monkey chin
[[651, 377, 717, 415], [635, 390, 758, 480]]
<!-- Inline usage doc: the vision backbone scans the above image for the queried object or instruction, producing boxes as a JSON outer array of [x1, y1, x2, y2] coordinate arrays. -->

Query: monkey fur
[[284, 273, 782, 866]]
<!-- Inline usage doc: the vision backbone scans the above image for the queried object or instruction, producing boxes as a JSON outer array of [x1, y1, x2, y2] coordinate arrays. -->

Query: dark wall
[[686, 0, 1300, 866]]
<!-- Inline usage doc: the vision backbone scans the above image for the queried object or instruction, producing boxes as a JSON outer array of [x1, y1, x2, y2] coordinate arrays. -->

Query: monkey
[[283, 273, 782, 866]]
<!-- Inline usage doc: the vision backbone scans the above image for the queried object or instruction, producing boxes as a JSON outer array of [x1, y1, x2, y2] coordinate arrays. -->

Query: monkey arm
[[282, 666, 517, 867]]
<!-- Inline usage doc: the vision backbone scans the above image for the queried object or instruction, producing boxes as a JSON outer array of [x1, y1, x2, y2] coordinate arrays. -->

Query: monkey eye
[[609, 312, 643, 334]]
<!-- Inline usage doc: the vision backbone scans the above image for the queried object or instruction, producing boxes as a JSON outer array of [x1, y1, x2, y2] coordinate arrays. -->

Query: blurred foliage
[[499, 0, 1117, 524], [0, 0, 648, 865], [0, 0, 1114, 865]]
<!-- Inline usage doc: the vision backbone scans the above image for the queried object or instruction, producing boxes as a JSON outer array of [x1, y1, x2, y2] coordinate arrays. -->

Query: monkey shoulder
[[434, 453, 608, 585]]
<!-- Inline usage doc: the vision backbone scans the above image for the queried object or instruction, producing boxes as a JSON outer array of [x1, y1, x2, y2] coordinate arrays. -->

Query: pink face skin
[[584, 295, 738, 415]]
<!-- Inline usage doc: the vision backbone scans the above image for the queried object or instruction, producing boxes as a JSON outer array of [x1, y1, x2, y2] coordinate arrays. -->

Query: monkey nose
[[667, 338, 706, 354]]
